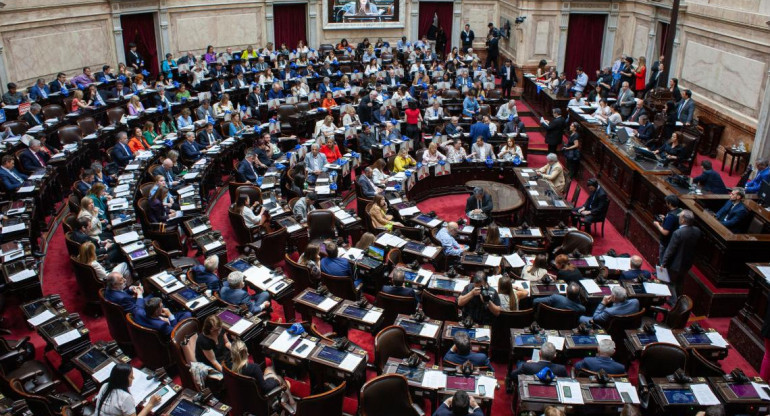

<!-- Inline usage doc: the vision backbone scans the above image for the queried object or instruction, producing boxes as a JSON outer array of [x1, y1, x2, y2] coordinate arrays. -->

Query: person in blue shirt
[[433, 391, 483, 416], [135, 297, 191, 338], [267, 83, 285, 99], [220, 271, 271, 314], [574, 339, 626, 375], [103, 272, 146, 315], [462, 91, 479, 117], [0, 156, 29, 192], [111, 132, 134, 167], [436, 222, 467, 256], [653, 194, 681, 261], [192, 256, 222, 292], [714, 187, 750, 233], [443, 330, 491, 368], [320, 241, 357, 281], [381, 269, 419, 302], [532, 282, 586, 313], [692, 160, 728, 194], [29, 79, 50, 101], [468, 116, 491, 144], [746, 159, 770, 194], [180, 131, 204, 161], [579, 286, 640, 326], [620, 256, 652, 281]]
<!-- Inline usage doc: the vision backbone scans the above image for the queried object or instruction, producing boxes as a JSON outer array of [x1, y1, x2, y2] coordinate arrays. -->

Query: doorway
[[120, 13, 160, 77], [274, 4, 308, 50]]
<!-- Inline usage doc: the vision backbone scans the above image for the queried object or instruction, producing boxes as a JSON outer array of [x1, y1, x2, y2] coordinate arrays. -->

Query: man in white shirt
[[471, 136, 495, 160], [496, 100, 518, 120], [568, 92, 586, 107], [573, 66, 589, 94], [304, 144, 327, 184], [483, 115, 498, 136]]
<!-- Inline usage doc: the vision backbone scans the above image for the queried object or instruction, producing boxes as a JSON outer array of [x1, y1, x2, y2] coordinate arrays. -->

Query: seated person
[[393, 147, 416, 173], [579, 286, 640, 326], [572, 178, 608, 225], [369, 194, 402, 230], [458, 272, 501, 325], [192, 255, 222, 292], [147, 186, 178, 225], [465, 187, 493, 217], [532, 282, 586, 313], [746, 159, 770, 194], [234, 195, 266, 229], [714, 187, 749, 233], [574, 339, 626, 375], [135, 297, 192, 337], [72, 218, 124, 264], [436, 222, 468, 256], [433, 391, 483, 416], [495, 275, 528, 311], [357, 167, 381, 198], [470, 136, 495, 160], [620, 256, 652, 280], [521, 254, 549, 281], [111, 132, 134, 168], [236, 151, 259, 184], [443, 331, 490, 367], [692, 160, 728, 194], [0, 155, 29, 192], [636, 115, 656, 146], [293, 192, 316, 222], [78, 242, 130, 282], [320, 241, 354, 279], [95, 363, 162, 416], [381, 269, 419, 301], [653, 132, 686, 167], [422, 142, 446, 164], [196, 315, 231, 372], [319, 136, 342, 163], [220, 272, 271, 314], [510, 342, 568, 380], [230, 340, 296, 408], [181, 131, 205, 161], [103, 272, 145, 315], [554, 254, 582, 284], [537, 153, 566, 194]]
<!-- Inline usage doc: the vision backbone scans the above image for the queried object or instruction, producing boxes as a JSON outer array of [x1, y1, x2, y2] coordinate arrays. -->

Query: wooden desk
[[708, 377, 770, 415], [394, 314, 443, 362], [728, 263, 770, 370], [625, 328, 728, 360], [521, 76, 570, 120], [649, 377, 719, 414], [512, 168, 573, 226], [161, 388, 230, 416], [307, 339, 368, 392], [332, 300, 385, 335], [292, 287, 343, 322], [426, 274, 470, 297], [442, 322, 491, 357], [517, 375, 633, 414], [464, 179, 525, 225]]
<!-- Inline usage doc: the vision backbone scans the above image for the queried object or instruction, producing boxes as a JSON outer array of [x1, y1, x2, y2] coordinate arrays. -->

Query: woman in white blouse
[[77, 242, 130, 282], [296, 40, 310, 54], [95, 363, 161, 416], [342, 106, 360, 128], [213, 94, 234, 117], [422, 142, 446, 164], [259, 69, 275, 85], [371, 159, 388, 185], [592, 99, 612, 121], [235, 194, 266, 229], [319, 115, 337, 138], [391, 86, 412, 102], [78, 197, 108, 239], [498, 137, 524, 161], [364, 58, 380, 77]]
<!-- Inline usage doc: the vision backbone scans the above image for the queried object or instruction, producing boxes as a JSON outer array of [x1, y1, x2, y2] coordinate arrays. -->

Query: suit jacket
[[444, 350, 490, 367], [677, 99, 695, 124], [357, 96, 377, 124], [0, 167, 28, 191], [382, 285, 417, 300], [500, 65, 517, 85], [469, 122, 491, 143], [537, 162, 566, 194], [219, 282, 261, 313], [460, 30, 475, 47], [511, 360, 569, 380], [192, 265, 222, 292], [662, 225, 702, 273], [247, 92, 265, 110], [48, 80, 69, 94], [646, 70, 664, 91], [617, 89, 636, 117], [110, 86, 131, 99], [111, 143, 134, 167], [692, 169, 727, 194], [196, 105, 215, 121], [126, 50, 143, 69], [135, 313, 176, 337], [592, 299, 640, 326], [580, 187, 609, 217], [384, 75, 401, 87], [210, 81, 230, 98], [503, 121, 525, 135], [627, 107, 647, 123], [318, 83, 334, 95], [465, 194, 493, 215], [637, 122, 656, 145], [152, 166, 176, 187], [574, 356, 626, 375], [532, 294, 586, 313], [357, 175, 377, 198], [23, 111, 43, 127], [237, 159, 258, 183], [196, 130, 222, 147], [19, 148, 49, 171], [104, 288, 145, 315], [620, 269, 652, 281], [181, 141, 203, 161], [29, 85, 50, 101], [716, 201, 749, 233], [544, 116, 566, 145]]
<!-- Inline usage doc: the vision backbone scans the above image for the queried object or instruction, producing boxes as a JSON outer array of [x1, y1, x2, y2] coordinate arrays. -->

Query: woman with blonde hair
[[422, 142, 446, 164], [213, 93, 234, 117], [368, 195, 402, 230], [319, 115, 337, 138], [633, 56, 647, 96], [355, 232, 377, 250], [142, 121, 158, 145], [78, 196, 110, 239], [393, 147, 416, 173], [77, 242, 130, 281], [230, 340, 296, 406], [71, 90, 91, 112], [127, 95, 144, 115]]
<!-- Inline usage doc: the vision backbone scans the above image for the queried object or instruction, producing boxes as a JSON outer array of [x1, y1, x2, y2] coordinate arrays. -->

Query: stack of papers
[[340, 354, 363, 372], [375, 233, 407, 248], [690, 383, 720, 405], [9, 268, 36, 282], [421, 370, 447, 388], [504, 253, 525, 268], [229, 319, 254, 335], [485, 255, 502, 267], [653, 325, 679, 345], [602, 256, 631, 270], [128, 368, 161, 404], [643, 282, 671, 296]]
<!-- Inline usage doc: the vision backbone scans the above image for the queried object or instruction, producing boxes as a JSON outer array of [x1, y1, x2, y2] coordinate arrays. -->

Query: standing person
[[485, 23, 500, 69], [435, 26, 447, 58], [661, 210, 701, 304], [404, 101, 423, 143], [500, 60, 516, 98], [633, 56, 647, 97], [541, 108, 566, 154], [460, 24, 475, 53], [654, 195, 682, 261], [563, 122, 581, 178]]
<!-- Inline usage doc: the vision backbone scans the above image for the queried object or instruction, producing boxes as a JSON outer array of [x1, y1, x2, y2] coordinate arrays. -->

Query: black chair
[[359, 374, 424, 416], [222, 364, 284, 416], [308, 210, 336, 240], [535, 303, 580, 330], [421, 290, 459, 322], [491, 308, 534, 360], [98, 289, 132, 353], [687, 348, 725, 377], [645, 295, 693, 329], [249, 227, 288, 267], [552, 230, 594, 256], [375, 292, 417, 327], [373, 326, 428, 374], [285, 254, 316, 292], [285, 381, 346, 416], [321, 272, 360, 301], [69, 256, 102, 316], [125, 313, 173, 370]]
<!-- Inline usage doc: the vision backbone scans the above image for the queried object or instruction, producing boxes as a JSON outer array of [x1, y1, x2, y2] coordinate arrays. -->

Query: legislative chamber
[[0, 0, 769, 415]]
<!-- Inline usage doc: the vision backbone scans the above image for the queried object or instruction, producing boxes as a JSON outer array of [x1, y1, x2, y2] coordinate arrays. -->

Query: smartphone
[[476, 336, 490, 342], [478, 385, 486, 396], [563, 386, 572, 398], [295, 344, 309, 354]]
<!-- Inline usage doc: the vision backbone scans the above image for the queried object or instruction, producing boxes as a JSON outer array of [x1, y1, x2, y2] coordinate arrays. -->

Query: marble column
[[159, 21, 170, 58], [266, 2, 276, 44], [307, 0, 318, 48], [668, 24, 682, 80], [750, 68, 770, 163], [0, 44, 7, 95], [112, 15, 125, 65], [452, 0, 462, 53], [410, 0, 420, 40], [602, 7, 619, 69], [556, 12, 569, 74]]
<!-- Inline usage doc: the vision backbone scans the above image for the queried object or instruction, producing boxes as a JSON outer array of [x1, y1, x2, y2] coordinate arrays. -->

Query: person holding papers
[[541, 108, 566, 154], [220, 271, 271, 314], [458, 272, 501, 325], [192, 256, 222, 292], [436, 222, 467, 256], [444, 330, 491, 367], [579, 286, 640, 326], [94, 363, 162, 416], [574, 339, 626, 374], [465, 187, 493, 218], [510, 342, 568, 380], [620, 256, 653, 280]]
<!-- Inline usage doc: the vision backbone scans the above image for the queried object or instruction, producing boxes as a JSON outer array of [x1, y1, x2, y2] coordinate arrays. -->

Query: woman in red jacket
[[634, 56, 647, 96], [320, 136, 342, 163]]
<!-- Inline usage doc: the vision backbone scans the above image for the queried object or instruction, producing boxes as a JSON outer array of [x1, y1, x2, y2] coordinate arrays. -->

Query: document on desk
[[186, 297, 210, 311], [229, 319, 254, 335], [530, 228, 542, 237], [546, 335, 566, 351], [643, 282, 671, 296], [345, 247, 365, 260], [706, 332, 728, 348], [9, 269, 36, 282], [484, 255, 502, 267], [318, 298, 338, 312], [557, 380, 584, 404], [129, 368, 160, 404], [602, 256, 631, 270], [752, 382, 770, 401], [421, 370, 447, 389], [475, 328, 491, 339], [362, 309, 382, 324], [758, 266, 770, 280], [114, 231, 140, 245], [615, 381, 640, 404], [399, 206, 421, 216], [27, 310, 55, 326], [585, 256, 599, 267], [580, 279, 602, 294], [93, 362, 117, 383], [339, 353, 363, 372], [596, 334, 612, 344], [422, 246, 439, 258], [54, 329, 81, 346], [654, 325, 679, 345], [504, 253, 525, 268], [690, 383, 720, 405], [271, 330, 301, 353], [420, 323, 440, 338], [477, 376, 496, 399]]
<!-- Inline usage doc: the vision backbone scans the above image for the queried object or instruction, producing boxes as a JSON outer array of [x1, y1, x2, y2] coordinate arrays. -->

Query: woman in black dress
[[563, 122, 581, 178], [195, 315, 231, 372]]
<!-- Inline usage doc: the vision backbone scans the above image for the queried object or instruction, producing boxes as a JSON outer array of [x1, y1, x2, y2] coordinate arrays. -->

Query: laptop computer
[[358, 245, 384, 269]]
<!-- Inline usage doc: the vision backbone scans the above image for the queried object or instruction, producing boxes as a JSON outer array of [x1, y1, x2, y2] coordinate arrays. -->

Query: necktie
[[41, 88, 48, 99], [548, 165, 553, 175], [678, 100, 687, 118], [208, 133, 214, 144], [123, 143, 131, 154]]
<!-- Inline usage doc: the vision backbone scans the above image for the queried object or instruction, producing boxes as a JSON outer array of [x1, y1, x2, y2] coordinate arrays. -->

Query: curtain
[[120, 13, 159, 77], [274, 4, 307, 51], [418, 2, 453, 55], [563, 14, 606, 81], [658, 22, 670, 56]]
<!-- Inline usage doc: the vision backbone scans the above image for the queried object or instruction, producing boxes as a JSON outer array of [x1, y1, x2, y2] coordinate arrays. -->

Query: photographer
[[457, 272, 501, 325]]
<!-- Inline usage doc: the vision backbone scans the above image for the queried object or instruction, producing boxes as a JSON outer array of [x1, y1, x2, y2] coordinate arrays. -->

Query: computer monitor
[[616, 127, 631, 145], [633, 146, 659, 162], [759, 180, 770, 207], [366, 245, 385, 262]]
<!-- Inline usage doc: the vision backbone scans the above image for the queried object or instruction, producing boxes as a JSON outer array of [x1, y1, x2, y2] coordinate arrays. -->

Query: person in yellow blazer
[[537, 153, 566, 194], [368, 195, 403, 230], [393, 147, 416, 173]]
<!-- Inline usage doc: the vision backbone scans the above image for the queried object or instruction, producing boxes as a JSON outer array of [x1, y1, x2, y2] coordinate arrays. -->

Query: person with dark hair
[[126, 42, 145, 72], [135, 297, 191, 338], [382, 269, 418, 301], [636, 115, 656, 146], [465, 187, 493, 217], [532, 282, 586, 313], [458, 272, 501, 325], [662, 100, 678, 140], [563, 122, 581, 178], [0, 155, 28, 192], [541, 108, 566, 154], [692, 160, 728, 194], [147, 186, 177, 225], [235, 194, 266, 229], [554, 254, 582, 284], [72, 218, 123, 263], [433, 390, 482, 416], [293, 192, 316, 221], [572, 178, 608, 226], [677, 89, 695, 126], [654, 194, 682, 261], [95, 363, 161, 416], [320, 241, 353, 279], [404, 100, 422, 142], [444, 330, 490, 367], [714, 188, 750, 233]]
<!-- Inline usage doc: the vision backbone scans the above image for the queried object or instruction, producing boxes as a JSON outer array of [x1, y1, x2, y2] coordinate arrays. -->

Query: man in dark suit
[[460, 24, 475, 52], [220, 272, 271, 314], [210, 76, 230, 100], [433, 392, 483, 416], [232, 59, 249, 75], [381, 270, 418, 301], [465, 187, 493, 217], [209, 62, 227, 78], [636, 115, 656, 146], [444, 331, 490, 367], [126, 43, 145, 72], [468, 116, 491, 145], [485, 23, 500, 69], [319, 62, 335, 78], [191, 256, 222, 292], [103, 272, 145, 315], [357, 167, 379, 198], [110, 80, 131, 100], [152, 159, 180, 189], [153, 86, 174, 109], [532, 282, 586, 313], [384, 69, 401, 88], [196, 123, 222, 148], [572, 178, 608, 225], [714, 188, 750, 233], [22, 103, 44, 127], [677, 89, 695, 125], [247, 86, 265, 119], [358, 91, 379, 124], [510, 342, 568, 381], [574, 339, 626, 375], [111, 132, 134, 167], [661, 210, 702, 303], [0, 155, 29, 192], [620, 256, 653, 281], [49, 72, 69, 94], [542, 108, 566, 154], [627, 99, 647, 123], [71, 218, 124, 264], [646, 62, 665, 92], [579, 286, 640, 326], [500, 60, 516, 98], [134, 297, 191, 338], [318, 78, 334, 95], [180, 132, 204, 161], [692, 160, 728, 194], [29, 79, 50, 101], [236, 151, 259, 183], [503, 116, 525, 135], [19, 139, 49, 172]]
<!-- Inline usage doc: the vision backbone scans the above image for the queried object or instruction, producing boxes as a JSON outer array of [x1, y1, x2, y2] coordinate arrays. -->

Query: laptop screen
[[78, 348, 110, 370], [367, 245, 385, 262], [169, 399, 206, 416]]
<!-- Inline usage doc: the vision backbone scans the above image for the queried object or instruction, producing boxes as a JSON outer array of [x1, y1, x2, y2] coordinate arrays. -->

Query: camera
[[515, 16, 527, 24], [480, 287, 491, 303]]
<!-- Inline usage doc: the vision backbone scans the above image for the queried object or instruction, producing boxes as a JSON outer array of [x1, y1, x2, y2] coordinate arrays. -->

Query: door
[[120, 13, 160, 77], [418, 2, 453, 56], [563, 14, 607, 81], [274, 3, 308, 50]]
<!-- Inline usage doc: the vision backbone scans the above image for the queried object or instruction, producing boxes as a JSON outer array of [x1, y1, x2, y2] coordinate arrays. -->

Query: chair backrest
[[57, 125, 82, 144], [481, 242, 509, 255], [321, 272, 358, 301], [228, 206, 256, 245], [561, 231, 594, 255], [575, 367, 628, 379], [536, 303, 580, 330], [356, 196, 373, 219], [98, 289, 132, 348], [421, 290, 459, 321], [221, 365, 271, 416], [62, 213, 78, 234], [359, 374, 418, 416], [228, 181, 252, 203], [70, 256, 102, 308], [308, 210, 335, 240], [605, 307, 646, 365], [8, 379, 56, 416], [76, 117, 98, 135], [139, 182, 155, 199], [152, 240, 174, 270], [235, 185, 262, 204], [392, 224, 423, 242], [170, 318, 201, 391], [278, 104, 298, 119], [106, 107, 125, 125], [385, 248, 402, 267], [41, 104, 64, 122], [135, 197, 152, 227], [491, 308, 534, 358], [285, 254, 315, 292], [687, 348, 725, 377], [570, 183, 582, 206], [665, 295, 693, 329], [640, 342, 687, 379], [255, 227, 288, 267], [2, 121, 29, 136], [295, 381, 346, 416], [375, 291, 417, 327], [125, 313, 172, 370], [374, 326, 412, 374], [145, 227, 185, 253], [63, 231, 81, 257]]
